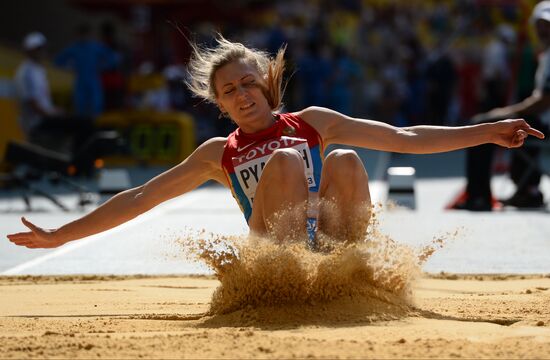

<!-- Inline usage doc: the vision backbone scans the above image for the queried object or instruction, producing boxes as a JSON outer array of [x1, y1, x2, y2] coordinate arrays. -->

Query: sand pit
[[1, 273, 549, 358], [2, 203, 549, 358], [3, 213, 550, 359]]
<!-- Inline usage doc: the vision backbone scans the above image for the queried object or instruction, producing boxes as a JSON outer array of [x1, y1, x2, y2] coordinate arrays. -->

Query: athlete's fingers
[[511, 130, 526, 147], [21, 217, 41, 233], [524, 127, 545, 139], [516, 129, 528, 140], [13, 240, 34, 247], [24, 242, 43, 248], [515, 130, 527, 146], [7, 232, 32, 240], [510, 119, 544, 139], [7, 235, 35, 245], [9, 236, 31, 243]]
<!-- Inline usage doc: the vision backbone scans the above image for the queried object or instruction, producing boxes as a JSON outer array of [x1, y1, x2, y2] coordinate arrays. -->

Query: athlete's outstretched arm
[[7, 137, 227, 249], [299, 106, 545, 154]]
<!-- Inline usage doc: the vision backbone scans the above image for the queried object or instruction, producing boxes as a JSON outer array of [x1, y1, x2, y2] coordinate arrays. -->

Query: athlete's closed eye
[[224, 87, 235, 94]]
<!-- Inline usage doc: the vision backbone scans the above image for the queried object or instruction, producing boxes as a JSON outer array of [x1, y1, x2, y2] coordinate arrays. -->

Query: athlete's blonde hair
[[187, 35, 287, 112]]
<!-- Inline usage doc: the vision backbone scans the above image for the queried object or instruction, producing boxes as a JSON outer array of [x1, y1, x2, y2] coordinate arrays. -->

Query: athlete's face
[[214, 59, 272, 131]]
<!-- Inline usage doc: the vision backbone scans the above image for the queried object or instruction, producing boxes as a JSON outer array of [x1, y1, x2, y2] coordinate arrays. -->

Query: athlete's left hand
[[492, 119, 545, 148], [6, 217, 66, 249]]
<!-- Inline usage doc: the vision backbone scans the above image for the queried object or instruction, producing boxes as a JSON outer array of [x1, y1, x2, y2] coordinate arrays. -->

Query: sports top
[[221, 112, 325, 223]]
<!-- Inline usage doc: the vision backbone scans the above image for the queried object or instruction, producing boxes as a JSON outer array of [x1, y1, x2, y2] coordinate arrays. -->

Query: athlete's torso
[[221, 112, 325, 222]]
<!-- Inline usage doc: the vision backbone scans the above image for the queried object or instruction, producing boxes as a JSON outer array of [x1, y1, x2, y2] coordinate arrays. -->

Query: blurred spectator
[[295, 42, 331, 108], [129, 62, 191, 113], [55, 23, 120, 118], [265, 19, 288, 55], [480, 24, 516, 112], [130, 61, 167, 111], [327, 46, 361, 114], [424, 38, 457, 125], [377, 63, 408, 126], [402, 33, 426, 126], [100, 20, 129, 111], [515, 38, 538, 102], [455, 46, 481, 122], [163, 65, 192, 111], [14, 32, 94, 154], [138, 65, 190, 112], [10, 0, 529, 144], [452, 2, 550, 211]]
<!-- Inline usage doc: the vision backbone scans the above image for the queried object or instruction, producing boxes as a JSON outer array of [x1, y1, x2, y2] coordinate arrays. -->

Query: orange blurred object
[[67, 165, 77, 176], [94, 158, 105, 169]]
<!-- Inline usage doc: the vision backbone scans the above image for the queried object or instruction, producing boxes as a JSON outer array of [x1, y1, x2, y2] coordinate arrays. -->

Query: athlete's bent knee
[[267, 148, 304, 172], [257, 148, 307, 191], [324, 149, 367, 180]]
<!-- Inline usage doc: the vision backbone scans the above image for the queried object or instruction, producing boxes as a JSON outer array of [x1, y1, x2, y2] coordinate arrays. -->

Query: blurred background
[[0, 0, 548, 203]]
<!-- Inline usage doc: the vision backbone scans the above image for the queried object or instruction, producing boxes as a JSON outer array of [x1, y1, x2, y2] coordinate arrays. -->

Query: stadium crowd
[[148, 0, 536, 140], [13, 0, 540, 142]]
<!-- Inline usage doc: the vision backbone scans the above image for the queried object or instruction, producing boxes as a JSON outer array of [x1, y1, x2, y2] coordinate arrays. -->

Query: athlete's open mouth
[[240, 102, 255, 111]]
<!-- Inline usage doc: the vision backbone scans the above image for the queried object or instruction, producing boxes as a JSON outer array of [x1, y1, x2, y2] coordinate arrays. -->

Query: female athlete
[[7, 36, 545, 249]]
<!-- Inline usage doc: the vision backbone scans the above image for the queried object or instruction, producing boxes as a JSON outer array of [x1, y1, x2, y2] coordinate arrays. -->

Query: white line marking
[[2, 238, 101, 275], [1, 189, 208, 275]]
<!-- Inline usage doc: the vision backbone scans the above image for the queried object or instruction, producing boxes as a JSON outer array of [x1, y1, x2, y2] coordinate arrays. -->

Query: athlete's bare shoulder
[[193, 136, 228, 185], [295, 106, 342, 140], [297, 106, 339, 122], [197, 136, 227, 160]]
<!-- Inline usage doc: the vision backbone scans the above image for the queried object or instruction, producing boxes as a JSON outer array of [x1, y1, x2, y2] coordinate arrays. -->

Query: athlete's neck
[[238, 113, 277, 134]]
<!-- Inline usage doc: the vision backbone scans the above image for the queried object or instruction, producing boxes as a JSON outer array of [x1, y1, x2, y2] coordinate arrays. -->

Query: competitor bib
[[231, 136, 316, 204]]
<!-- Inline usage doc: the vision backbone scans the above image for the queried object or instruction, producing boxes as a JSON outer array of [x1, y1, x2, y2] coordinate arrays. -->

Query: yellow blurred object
[[0, 96, 23, 164], [96, 110, 196, 166], [0, 73, 23, 167], [128, 73, 166, 93]]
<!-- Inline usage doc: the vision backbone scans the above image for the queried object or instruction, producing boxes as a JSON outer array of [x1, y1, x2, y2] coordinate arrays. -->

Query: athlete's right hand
[[6, 217, 67, 249]]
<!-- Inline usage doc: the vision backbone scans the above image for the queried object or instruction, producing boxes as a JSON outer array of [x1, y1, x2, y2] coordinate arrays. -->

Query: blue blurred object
[[55, 24, 120, 118]]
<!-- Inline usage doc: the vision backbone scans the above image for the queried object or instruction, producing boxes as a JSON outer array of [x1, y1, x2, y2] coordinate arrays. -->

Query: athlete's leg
[[248, 148, 308, 242], [318, 149, 371, 243]]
